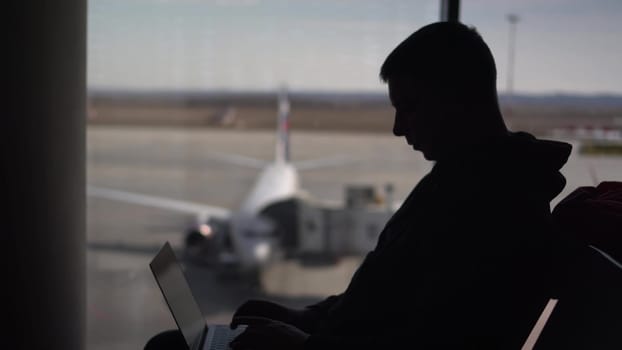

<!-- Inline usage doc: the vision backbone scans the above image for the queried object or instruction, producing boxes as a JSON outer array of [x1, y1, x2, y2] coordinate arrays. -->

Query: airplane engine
[[184, 218, 231, 265]]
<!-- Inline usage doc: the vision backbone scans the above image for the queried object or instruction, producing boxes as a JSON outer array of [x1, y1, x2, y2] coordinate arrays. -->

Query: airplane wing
[[87, 186, 230, 221], [293, 154, 359, 171]]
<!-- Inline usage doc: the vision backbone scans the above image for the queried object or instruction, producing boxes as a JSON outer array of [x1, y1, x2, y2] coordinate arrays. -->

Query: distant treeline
[[88, 90, 390, 108], [88, 90, 622, 135], [89, 89, 622, 108]]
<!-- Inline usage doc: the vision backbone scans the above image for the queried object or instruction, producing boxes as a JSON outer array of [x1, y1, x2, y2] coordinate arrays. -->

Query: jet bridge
[[296, 185, 394, 258]]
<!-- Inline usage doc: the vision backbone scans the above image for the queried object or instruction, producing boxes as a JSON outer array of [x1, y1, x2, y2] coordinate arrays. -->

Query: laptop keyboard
[[208, 325, 246, 350]]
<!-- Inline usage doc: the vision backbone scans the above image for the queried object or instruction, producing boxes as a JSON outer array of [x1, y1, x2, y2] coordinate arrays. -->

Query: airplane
[[87, 87, 379, 275]]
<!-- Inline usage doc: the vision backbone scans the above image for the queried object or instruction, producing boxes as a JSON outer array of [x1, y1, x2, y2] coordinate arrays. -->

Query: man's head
[[380, 22, 506, 160]]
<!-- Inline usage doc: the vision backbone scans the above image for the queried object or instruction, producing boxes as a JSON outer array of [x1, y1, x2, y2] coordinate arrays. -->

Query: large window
[[87, 1, 621, 348]]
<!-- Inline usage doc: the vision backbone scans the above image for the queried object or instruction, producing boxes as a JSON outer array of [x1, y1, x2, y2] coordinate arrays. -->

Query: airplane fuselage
[[227, 161, 300, 270], [240, 161, 299, 215]]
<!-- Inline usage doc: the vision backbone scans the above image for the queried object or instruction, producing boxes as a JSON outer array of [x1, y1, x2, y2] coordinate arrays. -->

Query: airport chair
[[532, 181, 622, 349], [533, 245, 622, 349]]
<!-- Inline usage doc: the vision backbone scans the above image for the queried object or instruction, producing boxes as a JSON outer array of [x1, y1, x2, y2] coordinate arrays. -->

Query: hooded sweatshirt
[[304, 132, 572, 349]]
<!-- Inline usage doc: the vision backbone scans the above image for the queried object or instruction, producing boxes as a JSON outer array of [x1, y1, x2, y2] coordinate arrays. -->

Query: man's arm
[[230, 317, 437, 350], [304, 294, 341, 316]]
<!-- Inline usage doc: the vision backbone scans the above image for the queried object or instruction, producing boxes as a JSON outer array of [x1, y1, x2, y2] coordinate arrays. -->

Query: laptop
[[150, 242, 246, 350]]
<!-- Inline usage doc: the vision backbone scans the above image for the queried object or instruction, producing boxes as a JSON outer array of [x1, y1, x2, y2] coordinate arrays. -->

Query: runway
[[86, 126, 621, 349]]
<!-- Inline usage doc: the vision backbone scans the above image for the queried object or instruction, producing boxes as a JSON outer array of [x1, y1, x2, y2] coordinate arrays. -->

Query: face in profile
[[389, 77, 447, 161]]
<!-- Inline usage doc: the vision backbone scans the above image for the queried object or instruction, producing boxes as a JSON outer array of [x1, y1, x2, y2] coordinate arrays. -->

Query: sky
[[88, 0, 622, 94]]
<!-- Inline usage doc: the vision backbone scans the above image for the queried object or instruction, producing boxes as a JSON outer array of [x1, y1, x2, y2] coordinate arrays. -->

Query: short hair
[[380, 22, 497, 99]]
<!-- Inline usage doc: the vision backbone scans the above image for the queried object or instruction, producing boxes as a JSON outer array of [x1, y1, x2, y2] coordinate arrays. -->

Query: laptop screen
[[150, 242, 206, 348]]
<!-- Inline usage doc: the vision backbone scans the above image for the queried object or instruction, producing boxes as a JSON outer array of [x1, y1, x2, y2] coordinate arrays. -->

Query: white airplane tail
[[275, 86, 290, 163]]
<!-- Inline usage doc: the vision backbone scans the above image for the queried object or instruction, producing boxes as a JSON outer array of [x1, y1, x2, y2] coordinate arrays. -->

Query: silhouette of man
[[146, 21, 572, 349], [226, 21, 572, 349]]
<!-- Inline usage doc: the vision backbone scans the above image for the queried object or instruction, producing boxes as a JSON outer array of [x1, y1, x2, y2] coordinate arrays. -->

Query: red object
[[553, 181, 622, 262]]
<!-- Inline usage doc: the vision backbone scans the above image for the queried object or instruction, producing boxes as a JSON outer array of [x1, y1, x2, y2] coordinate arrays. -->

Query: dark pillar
[[7, 1, 86, 349], [440, 0, 461, 22]]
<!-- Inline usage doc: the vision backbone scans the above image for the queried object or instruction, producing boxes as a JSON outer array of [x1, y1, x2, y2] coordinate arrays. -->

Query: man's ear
[[442, 85, 470, 115]]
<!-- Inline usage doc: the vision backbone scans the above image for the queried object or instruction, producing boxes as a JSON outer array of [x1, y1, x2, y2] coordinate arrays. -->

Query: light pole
[[506, 14, 520, 95], [440, 0, 461, 22]]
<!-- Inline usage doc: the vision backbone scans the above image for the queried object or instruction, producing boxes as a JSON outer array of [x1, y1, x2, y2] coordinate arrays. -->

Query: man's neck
[[434, 129, 510, 163]]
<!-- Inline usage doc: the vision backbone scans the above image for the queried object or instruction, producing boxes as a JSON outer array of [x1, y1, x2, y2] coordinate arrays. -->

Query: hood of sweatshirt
[[499, 132, 572, 201], [437, 131, 572, 202]]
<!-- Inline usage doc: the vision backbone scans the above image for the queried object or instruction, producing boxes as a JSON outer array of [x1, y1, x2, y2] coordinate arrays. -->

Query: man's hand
[[232, 299, 317, 332], [230, 316, 309, 350]]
